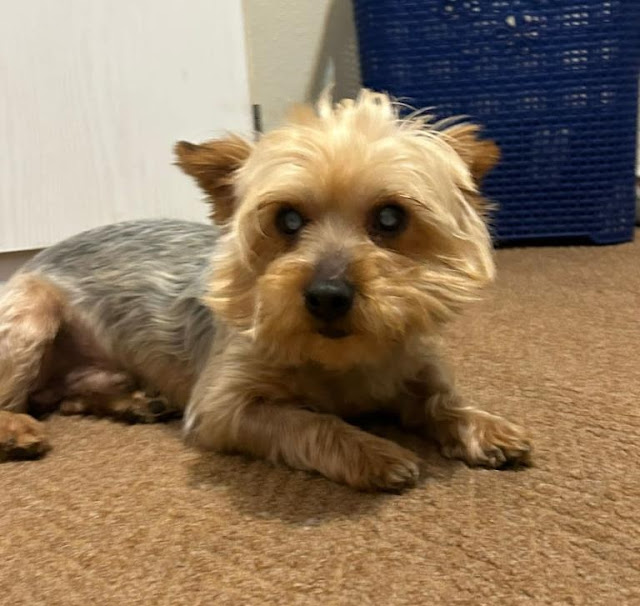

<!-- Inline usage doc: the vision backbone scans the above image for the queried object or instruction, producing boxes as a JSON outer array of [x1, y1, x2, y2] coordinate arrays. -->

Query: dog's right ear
[[174, 135, 253, 224], [444, 124, 500, 186]]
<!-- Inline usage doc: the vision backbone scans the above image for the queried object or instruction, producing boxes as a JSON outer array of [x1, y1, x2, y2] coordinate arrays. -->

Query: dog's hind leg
[[59, 387, 181, 424], [0, 274, 64, 460]]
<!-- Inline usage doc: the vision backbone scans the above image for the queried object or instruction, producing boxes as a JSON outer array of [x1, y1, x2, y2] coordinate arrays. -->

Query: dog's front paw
[[345, 438, 420, 492], [0, 411, 50, 461], [440, 410, 532, 469]]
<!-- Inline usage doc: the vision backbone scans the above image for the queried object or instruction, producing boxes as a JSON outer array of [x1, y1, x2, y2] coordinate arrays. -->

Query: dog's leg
[[0, 275, 64, 412], [29, 316, 184, 425], [401, 360, 531, 468], [186, 384, 419, 491], [0, 275, 64, 459], [421, 392, 532, 468], [0, 410, 50, 461], [41, 364, 178, 423], [59, 384, 180, 424]]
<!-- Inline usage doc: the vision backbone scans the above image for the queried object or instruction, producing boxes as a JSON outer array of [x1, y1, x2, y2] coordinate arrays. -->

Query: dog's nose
[[304, 278, 354, 322]]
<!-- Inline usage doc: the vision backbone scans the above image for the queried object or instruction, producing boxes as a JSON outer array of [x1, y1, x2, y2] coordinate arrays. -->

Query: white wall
[[243, 0, 361, 132], [0, 251, 38, 284], [0, 0, 251, 280]]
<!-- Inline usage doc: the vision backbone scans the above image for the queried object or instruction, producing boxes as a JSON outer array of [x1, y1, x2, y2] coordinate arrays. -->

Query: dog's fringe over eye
[[276, 207, 305, 236], [371, 204, 408, 237]]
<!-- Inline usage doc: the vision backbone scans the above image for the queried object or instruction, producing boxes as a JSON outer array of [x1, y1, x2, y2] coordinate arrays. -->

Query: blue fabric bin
[[354, 0, 640, 243]]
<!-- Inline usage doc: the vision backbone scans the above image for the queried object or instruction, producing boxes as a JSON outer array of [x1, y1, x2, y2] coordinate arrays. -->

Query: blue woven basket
[[354, 0, 640, 244]]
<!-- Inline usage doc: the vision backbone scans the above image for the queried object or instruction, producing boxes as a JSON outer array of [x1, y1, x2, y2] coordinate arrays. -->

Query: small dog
[[0, 90, 531, 489]]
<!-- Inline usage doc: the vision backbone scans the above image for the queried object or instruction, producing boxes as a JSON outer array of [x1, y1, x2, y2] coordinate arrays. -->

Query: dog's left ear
[[445, 124, 500, 185], [174, 135, 253, 224]]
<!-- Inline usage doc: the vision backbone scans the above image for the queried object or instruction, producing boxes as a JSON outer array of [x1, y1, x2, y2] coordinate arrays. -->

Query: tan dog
[[0, 90, 530, 490]]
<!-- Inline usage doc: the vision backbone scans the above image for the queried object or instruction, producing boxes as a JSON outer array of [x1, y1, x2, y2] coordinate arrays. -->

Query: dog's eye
[[372, 204, 407, 236], [276, 207, 305, 236]]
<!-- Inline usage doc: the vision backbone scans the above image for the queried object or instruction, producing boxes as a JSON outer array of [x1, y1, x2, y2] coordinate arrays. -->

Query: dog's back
[[2, 219, 218, 412], [24, 218, 216, 293], [24, 217, 217, 363]]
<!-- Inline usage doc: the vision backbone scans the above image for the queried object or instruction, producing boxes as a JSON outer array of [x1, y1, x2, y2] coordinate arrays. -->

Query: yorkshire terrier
[[0, 90, 530, 490]]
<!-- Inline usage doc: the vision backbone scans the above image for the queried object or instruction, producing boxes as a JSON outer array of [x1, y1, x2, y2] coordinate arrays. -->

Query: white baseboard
[[0, 250, 40, 283]]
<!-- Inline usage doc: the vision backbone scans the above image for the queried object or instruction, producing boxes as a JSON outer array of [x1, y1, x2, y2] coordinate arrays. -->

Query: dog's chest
[[290, 363, 414, 416]]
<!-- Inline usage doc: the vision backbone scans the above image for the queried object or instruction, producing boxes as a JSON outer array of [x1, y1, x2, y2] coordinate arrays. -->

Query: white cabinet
[[0, 0, 252, 253]]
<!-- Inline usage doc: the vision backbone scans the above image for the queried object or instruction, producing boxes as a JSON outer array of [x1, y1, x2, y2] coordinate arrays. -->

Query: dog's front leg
[[401, 360, 532, 468], [185, 376, 420, 491]]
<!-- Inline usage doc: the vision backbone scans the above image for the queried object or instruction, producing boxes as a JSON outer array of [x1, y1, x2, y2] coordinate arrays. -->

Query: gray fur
[[23, 219, 218, 377]]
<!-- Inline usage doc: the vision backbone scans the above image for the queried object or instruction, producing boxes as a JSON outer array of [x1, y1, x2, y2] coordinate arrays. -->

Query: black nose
[[304, 278, 354, 322]]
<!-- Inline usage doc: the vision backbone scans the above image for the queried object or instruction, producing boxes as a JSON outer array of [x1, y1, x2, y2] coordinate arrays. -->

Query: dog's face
[[176, 91, 499, 369]]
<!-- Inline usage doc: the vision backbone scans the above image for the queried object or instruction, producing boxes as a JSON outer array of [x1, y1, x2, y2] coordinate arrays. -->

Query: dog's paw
[[117, 391, 181, 424], [60, 391, 181, 424], [0, 411, 50, 461], [346, 438, 421, 492], [440, 411, 532, 469]]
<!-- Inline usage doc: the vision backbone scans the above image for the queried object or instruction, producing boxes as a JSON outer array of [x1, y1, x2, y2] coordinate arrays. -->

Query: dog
[[0, 90, 531, 489]]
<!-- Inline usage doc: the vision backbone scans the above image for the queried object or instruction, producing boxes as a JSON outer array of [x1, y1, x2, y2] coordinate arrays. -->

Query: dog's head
[[175, 90, 499, 369]]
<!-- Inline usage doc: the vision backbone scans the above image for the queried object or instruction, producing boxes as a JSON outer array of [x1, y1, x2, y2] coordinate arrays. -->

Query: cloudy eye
[[276, 207, 305, 235], [372, 204, 407, 236]]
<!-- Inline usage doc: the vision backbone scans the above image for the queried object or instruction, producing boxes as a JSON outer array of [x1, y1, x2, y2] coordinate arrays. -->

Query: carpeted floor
[[1, 235, 639, 605]]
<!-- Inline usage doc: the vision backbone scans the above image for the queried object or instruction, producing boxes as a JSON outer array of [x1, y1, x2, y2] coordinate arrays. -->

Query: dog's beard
[[252, 282, 437, 372]]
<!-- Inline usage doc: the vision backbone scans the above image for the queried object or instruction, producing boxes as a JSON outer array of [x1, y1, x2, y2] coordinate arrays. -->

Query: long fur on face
[[176, 90, 500, 370]]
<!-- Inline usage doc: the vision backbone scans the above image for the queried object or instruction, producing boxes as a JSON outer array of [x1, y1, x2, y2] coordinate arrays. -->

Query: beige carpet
[[2, 235, 639, 605]]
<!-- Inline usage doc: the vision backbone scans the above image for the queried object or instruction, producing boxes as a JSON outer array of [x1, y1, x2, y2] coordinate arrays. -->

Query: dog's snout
[[304, 278, 354, 322]]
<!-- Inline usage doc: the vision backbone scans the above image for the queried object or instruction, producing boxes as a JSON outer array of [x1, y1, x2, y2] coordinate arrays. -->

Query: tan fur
[[0, 410, 49, 461], [443, 123, 501, 185], [179, 90, 531, 490], [200, 93, 496, 367], [0, 90, 531, 490], [0, 275, 66, 413], [174, 136, 253, 224]]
